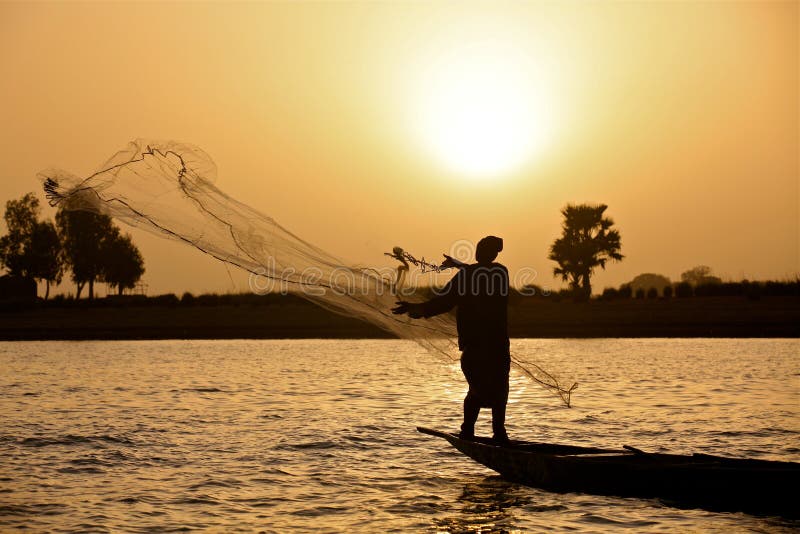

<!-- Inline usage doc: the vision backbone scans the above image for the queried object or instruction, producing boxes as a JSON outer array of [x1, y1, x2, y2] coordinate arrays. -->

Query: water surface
[[1, 338, 798, 532]]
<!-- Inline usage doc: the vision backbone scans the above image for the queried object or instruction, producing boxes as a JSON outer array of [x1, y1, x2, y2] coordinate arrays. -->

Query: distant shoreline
[[1, 295, 797, 340]]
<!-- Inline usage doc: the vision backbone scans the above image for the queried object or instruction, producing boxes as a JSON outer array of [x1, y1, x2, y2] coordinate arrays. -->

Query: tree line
[[543, 203, 796, 301], [3, 194, 792, 303], [599, 267, 798, 301], [0, 193, 144, 299]]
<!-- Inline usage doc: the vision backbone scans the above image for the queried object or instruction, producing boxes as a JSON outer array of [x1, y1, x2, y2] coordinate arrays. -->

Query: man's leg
[[460, 352, 481, 438], [491, 356, 511, 442], [491, 403, 508, 442], [460, 392, 480, 438]]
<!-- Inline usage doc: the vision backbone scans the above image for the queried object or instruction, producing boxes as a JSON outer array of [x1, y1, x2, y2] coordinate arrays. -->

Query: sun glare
[[416, 42, 555, 180]]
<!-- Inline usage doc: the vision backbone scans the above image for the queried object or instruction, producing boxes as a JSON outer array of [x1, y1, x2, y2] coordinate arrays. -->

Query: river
[[1, 338, 797, 532]]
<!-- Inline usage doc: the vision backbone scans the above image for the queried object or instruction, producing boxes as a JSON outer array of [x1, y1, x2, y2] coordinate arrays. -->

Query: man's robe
[[420, 262, 510, 407]]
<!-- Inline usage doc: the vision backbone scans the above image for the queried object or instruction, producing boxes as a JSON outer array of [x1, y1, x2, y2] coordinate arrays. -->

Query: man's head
[[475, 236, 503, 264]]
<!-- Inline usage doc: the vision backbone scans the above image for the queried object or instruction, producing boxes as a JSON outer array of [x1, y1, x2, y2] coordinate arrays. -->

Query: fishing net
[[40, 139, 576, 406]]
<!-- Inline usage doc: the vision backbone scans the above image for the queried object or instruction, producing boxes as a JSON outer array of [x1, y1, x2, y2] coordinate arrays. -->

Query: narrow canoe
[[417, 427, 799, 518]]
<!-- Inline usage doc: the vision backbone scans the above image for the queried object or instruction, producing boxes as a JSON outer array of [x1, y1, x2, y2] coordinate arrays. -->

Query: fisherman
[[392, 236, 510, 442]]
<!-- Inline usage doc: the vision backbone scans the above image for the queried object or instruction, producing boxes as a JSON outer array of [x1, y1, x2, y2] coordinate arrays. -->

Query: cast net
[[40, 139, 576, 406]]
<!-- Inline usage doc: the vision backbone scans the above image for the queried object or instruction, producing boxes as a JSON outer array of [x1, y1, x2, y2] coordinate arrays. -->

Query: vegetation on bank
[[1, 292, 797, 340], [1, 193, 796, 312], [595, 266, 798, 301], [2, 269, 796, 313], [0, 192, 144, 299]]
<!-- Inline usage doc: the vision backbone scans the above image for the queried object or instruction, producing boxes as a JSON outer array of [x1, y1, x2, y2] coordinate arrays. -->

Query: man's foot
[[458, 428, 475, 440], [492, 432, 511, 445]]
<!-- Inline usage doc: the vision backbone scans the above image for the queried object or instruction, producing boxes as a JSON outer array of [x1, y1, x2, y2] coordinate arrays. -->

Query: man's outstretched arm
[[392, 269, 462, 319]]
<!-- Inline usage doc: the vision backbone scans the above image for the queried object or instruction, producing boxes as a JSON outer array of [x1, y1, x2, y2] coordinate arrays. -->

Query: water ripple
[[0, 338, 797, 532]]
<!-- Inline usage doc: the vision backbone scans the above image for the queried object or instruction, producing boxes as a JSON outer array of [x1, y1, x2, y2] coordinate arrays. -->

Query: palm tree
[[549, 203, 623, 300]]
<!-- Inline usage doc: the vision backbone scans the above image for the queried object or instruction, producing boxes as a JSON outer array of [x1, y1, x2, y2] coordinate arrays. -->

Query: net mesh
[[40, 139, 576, 406]]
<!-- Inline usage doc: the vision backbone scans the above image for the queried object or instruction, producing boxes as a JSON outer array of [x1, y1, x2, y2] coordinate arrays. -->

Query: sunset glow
[[415, 41, 555, 180], [0, 2, 795, 295]]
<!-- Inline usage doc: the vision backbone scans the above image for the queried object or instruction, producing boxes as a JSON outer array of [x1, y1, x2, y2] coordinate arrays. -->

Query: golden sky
[[0, 1, 797, 295]]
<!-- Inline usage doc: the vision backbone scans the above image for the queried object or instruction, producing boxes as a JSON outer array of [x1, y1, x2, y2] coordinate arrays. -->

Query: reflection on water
[[434, 476, 536, 533], [0, 338, 798, 532]]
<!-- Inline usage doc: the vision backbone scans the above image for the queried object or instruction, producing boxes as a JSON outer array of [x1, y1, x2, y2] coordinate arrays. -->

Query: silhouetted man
[[392, 236, 510, 442]]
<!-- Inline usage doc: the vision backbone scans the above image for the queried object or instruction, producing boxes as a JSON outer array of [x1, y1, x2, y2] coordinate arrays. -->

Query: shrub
[[196, 293, 219, 306], [742, 281, 761, 301], [695, 282, 720, 297], [763, 280, 799, 296], [600, 287, 619, 300], [152, 293, 179, 307], [674, 282, 693, 298], [618, 284, 633, 299], [627, 273, 671, 296], [646, 287, 658, 299], [718, 282, 743, 296]]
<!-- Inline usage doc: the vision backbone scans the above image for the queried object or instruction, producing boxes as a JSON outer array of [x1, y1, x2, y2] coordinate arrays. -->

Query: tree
[[549, 203, 623, 300], [0, 193, 40, 277], [681, 265, 722, 287], [28, 221, 64, 299], [101, 233, 145, 295], [56, 202, 119, 299], [0, 193, 65, 298]]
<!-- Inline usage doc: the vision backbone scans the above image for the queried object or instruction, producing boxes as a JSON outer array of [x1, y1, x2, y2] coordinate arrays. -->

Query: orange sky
[[0, 2, 797, 296]]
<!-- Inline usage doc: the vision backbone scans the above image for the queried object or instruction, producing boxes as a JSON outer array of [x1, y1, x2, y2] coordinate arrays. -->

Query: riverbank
[[1, 295, 797, 340]]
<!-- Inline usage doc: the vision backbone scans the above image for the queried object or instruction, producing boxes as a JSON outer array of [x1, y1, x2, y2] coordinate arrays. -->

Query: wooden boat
[[417, 427, 799, 518]]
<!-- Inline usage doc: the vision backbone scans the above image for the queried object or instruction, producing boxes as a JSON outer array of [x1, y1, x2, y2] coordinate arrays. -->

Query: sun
[[415, 42, 554, 180]]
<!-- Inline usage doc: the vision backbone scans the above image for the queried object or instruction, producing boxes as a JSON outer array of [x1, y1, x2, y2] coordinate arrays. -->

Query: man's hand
[[440, 254, 466, 270], [392, 301, 424, 319]]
